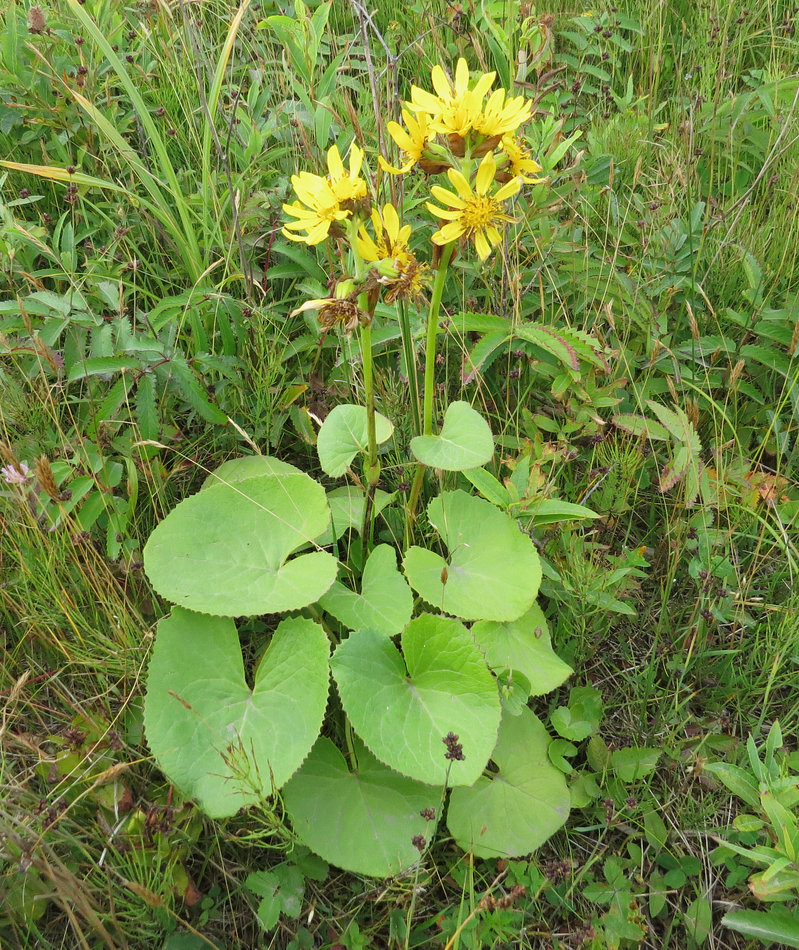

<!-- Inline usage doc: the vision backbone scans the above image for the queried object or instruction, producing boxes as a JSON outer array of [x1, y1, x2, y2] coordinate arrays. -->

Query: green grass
[[1, 0, 798, 946]]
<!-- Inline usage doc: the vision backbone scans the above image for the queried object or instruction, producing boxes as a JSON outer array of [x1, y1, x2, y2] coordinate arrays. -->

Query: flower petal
[[474, 152, 497, 195], [430, 184, 467, 208], [445, 167, 474, 202]]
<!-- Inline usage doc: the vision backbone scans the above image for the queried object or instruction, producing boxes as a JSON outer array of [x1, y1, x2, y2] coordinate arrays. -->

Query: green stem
[[422, 242, 455, 436], [398, 298, 422, 437], [405, 241, 454, 541], [347, 225, 379, 544]]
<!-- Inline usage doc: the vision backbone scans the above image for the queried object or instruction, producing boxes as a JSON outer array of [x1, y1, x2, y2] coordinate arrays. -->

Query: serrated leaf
[[144, 456, 337, 615], [67, 356, 141, 382], [612, 413, 670, 441], [461, 331, 510, 384], [403, 491, 541, 622], [646, 400, 701, 451], [331, 615, 501, 786], [317, 404, 394, 477], [136, 373, 159, 441], [473, 603, 572, 696], [515, 323, 579, 371], [319, 544, 413, 637], [410, 401, 494, 471], [143, 609, 330, 817], [447, 708, 570, 858], [659, 444, 691, 492], [283, 738, 439, 877], [170, 357, 228, 425]]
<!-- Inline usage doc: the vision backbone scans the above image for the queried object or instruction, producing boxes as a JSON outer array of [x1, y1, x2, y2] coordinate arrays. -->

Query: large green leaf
[[143, 455, 336, 615], [403, 491, 541, 621], [144, 609, 330, 818], [447, 708, 570, 858], [473, 603, 572, 696], [317, 404, 394, 477], [283, 738, 440, 877], [410, 401, 494, 471], [320, 544, 413, 637], [722, 909, 799, 948], [331, 615, 501, 786]]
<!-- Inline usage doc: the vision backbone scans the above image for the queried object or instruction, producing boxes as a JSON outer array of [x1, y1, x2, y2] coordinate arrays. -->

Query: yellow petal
[[428, 206, 462, 221], [431, 64, 452, 100], [445, 168, 474, 202], [437, 221, 465, 242], [494, 177, 521, 202], [383, 203, 400, 243], [472, 71, 496, 101], [290, 297, 334, 317], [485, 225, 502, 246], [348, 144, 365, 177], [430, 184, 467, 208], [474, 230, 491, 260], [410, 86, 444, 114], [327, 145, 344, 179], [378, 154, 414, 175], [454, 58, 469, 95], [474, 152, 497, 196]]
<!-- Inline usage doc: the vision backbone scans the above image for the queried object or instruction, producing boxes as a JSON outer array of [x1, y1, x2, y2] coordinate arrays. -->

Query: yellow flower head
[[282, 143, 367, 245], [325, 143, 367, 204], [472, 89, 534, 138], [357, 203, 412, 261], [357, 204, 429, 303], [379, 110, 435, 175], [410, 57, 496, 138], [500, 133, 545, 183], [282, 175, 349, 245], [425, 151, 520, 260]]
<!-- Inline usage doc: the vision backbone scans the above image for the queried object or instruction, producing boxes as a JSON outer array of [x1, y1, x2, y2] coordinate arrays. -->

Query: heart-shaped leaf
[[331, 615, 501, 786], [447, 707, 570, 858], [403, 491, 541, 621], [283, 738, 440, 877], [144, 608, 330, 817], [320, 544, 413, 637], [318, 486, 396, 545], [410, 401, 493, 471], [317, 404, 394, 477], [473, 603, 572, 696], [143, 455, 336, 616]]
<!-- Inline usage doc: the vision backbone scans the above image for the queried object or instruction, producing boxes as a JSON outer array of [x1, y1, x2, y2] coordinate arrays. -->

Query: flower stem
[[348, 226, 379, 546], [405, 241, 454, 541], [422, 241, 455, 436]]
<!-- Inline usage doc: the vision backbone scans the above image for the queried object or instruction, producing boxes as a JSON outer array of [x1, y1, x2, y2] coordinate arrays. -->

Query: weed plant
[[1, 0, 798, 947]]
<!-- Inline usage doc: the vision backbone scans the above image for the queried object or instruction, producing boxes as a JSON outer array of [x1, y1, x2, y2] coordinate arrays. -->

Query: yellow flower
[[410, 58, 496, 138], [357, 204, 429, 302], [500, 133, 545, 183], [325, 143, 367, 204], [425, 151, 520, 260], [379, 110, 434, 175], [281, 144, 367, 245], [356, 203, 412, 261], [282, 175, 349, 245], [472, 89, 533, 137]]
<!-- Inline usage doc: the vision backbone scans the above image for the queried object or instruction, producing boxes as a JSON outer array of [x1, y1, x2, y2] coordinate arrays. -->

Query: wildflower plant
[[141, 58, 574, 878]]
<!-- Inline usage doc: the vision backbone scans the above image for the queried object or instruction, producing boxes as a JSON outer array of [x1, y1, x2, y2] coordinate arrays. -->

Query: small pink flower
[[1, 463, 31, 486]]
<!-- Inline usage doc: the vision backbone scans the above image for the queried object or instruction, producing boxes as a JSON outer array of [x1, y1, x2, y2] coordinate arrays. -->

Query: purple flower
[[1, 463, 31, 486]]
